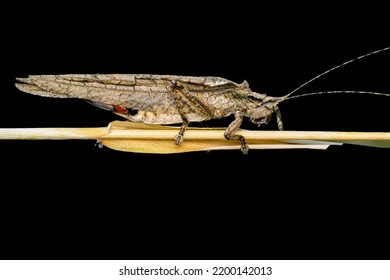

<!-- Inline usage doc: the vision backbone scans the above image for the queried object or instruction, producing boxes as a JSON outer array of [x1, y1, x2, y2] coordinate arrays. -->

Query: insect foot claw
[[240, 144, 249, 155], [174, 134, 184, 145]]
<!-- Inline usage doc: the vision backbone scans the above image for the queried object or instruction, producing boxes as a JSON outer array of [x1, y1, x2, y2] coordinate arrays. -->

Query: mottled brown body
[[16, 47, 390, 154], [16, 74, 284, 154]]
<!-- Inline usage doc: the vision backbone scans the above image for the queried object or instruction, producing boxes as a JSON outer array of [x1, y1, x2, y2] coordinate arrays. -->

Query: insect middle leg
[[224, 111, 249, 154], [170, 80, 213, 145], [174, 117, 189, 145]]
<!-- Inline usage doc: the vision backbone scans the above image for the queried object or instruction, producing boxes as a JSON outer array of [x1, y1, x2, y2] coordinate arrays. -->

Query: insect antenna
[[286, 90, 390, 101], [282, 46, 390, 100]]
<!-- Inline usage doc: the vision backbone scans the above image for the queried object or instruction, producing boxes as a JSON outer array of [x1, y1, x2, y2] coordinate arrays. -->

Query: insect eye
[[264, 103, 274, 110]]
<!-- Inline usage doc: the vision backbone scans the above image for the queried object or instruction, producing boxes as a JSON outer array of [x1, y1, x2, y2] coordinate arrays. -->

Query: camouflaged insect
[[15, 47, 390, 154], [16, 74, 287, 154]]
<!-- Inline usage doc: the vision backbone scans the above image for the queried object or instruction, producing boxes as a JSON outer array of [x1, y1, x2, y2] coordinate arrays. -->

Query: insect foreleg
[[224, 111, 249, 155], [275, 106, 284, 131]]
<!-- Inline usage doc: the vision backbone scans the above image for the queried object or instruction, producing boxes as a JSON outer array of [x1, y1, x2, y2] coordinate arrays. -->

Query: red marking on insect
[[113, 105, 128, 114]]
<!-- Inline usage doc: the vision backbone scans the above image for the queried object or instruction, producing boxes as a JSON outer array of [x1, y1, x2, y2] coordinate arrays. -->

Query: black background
[[1, 5, 389, 260]]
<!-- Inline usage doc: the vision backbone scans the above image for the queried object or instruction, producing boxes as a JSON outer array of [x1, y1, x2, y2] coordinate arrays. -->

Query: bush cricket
[[15, 47, 390, 154]]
